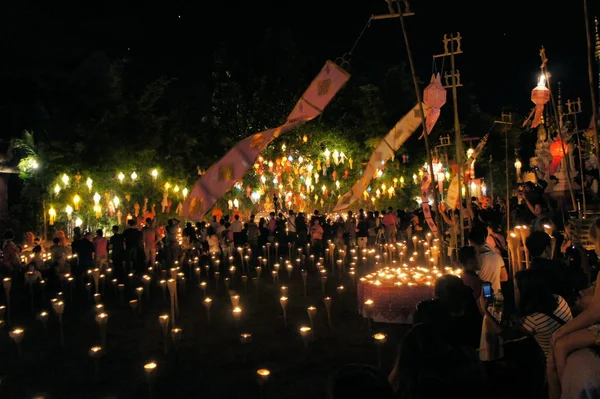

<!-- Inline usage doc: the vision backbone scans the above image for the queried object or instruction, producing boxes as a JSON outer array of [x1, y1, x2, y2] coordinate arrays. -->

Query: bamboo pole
[[450, 39, 464, 247], [583, 0, 600, 167], [392, 2, 444, 254]]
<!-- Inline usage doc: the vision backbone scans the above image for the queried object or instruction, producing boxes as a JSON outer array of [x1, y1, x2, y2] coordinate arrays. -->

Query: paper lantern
[[424, 74, 447, 109], [531, 75, 550, 128], [549, 139, 565, 157]]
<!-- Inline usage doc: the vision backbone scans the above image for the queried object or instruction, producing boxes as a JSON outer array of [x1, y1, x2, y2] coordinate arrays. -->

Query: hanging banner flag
[[446, 176, 460, 210], [445, 131, 490, 209], [183, 61, 350, 220], [333, 102, 439, 212], [420, 174, 438, 234]]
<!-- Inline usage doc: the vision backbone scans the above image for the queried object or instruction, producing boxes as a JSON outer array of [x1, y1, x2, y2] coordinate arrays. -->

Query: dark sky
[[1, 0, 599, 139]]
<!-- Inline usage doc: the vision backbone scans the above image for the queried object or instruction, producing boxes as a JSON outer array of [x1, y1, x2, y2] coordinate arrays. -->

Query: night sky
[[1, 0, 599, 140]]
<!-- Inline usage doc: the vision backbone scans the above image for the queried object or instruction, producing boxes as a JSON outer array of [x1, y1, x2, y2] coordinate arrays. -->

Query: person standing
[[110, 225, 125, 280], [124, 219, 143, 273], [165, 218, 180, 268], [142, 218, 158, 268], [287, 210, 297, 250], [92, 229, 109, 270]]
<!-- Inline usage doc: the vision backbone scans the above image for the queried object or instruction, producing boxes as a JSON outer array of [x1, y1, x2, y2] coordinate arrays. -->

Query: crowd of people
[[2, 180, 600, 398]]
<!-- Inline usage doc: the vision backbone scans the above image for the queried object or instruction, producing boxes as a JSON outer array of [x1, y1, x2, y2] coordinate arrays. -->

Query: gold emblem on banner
[[219, 164, 234, 181], [188, 196, 204, 216], [250, 133, 265, 149], [317, 78, 332, 96]]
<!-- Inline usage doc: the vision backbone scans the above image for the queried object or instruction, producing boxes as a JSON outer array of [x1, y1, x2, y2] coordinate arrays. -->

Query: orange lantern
[[548, 138, 565, 175], [531, 75, 550, 128]]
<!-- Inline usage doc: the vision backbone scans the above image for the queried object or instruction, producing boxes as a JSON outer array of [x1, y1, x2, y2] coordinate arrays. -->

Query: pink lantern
[[531, 75, 550, 128], [423, 74, 446, 133], [424, 73, 447, 108]]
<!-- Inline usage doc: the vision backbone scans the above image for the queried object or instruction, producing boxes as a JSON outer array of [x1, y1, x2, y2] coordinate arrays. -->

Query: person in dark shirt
[[183, 222, 196, 242], [526, 231, 576, 305], [124, 219, 143, 274], [415, 275, 483, 349], [74, 232, 95, 275], [110, 225, 125, 280], [458, 246, 483, 300], [357, 215, 369, 249]]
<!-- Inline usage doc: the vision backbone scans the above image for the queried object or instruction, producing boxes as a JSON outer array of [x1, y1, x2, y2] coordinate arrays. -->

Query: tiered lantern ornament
[[531, 74, 550, 128], [423, 73, 447, 134]]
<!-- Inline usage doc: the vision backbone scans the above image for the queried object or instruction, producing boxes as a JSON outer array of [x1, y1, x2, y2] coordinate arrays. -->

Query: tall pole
[[392, 1, 444, 245], [584, 1, 600, 166], [434, 33, 465, 246], [450, 38, 464, 246]]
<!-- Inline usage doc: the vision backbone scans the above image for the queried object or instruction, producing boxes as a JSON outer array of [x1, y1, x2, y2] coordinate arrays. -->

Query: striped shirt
[[521, 295, 572, 359]]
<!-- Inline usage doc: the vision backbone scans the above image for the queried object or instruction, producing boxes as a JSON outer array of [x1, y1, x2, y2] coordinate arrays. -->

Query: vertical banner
[[420, 174, 438, 233], [184, 61, 350, 220]]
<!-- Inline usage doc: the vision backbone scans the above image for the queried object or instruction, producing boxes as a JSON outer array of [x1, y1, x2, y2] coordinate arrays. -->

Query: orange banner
[[183, 61, 350, 220]]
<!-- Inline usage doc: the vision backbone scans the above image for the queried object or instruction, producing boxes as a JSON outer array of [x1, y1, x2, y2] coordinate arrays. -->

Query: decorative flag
[[420, 174, 437, 234], [184, 61, 350, 220], [445, 131, 490, 209], [333, 102, 440, 212]]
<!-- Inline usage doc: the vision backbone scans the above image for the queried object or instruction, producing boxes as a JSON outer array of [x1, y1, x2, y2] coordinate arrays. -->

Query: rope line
[[349, 16, 372, 55]]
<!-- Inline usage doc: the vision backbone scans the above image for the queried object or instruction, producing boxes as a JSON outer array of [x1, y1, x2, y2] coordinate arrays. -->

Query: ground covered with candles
[[0, 261, 418, 398]]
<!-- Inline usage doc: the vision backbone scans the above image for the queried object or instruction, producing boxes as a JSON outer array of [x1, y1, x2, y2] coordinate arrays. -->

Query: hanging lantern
[[423, 74, 447, 133], [54, 184, 61, 196], [48, 207, 56, 225], [131, 171, 138, 181], [61, 174, 69, 188], [94, 204, 101, 219], [75, 217, 83, 227], [73, 194, 81, 211], [86, 177, 93, 193], [117, 172, 125, 183], [302, 135, 308, 143], [93, 192, 101, 205], [531, 74, 550, 128], [182, 188, 188, 198], [151, 169, 158, 180], [65, 205, 73, 221]]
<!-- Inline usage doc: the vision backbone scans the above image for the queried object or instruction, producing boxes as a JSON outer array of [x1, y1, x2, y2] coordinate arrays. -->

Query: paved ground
[[0, 261, 409, 398]]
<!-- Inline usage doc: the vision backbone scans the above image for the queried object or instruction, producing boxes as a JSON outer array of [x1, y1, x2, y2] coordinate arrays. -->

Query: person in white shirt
[[287, 210, 297, 250], [231, 214, 243, 247], [468, 225, 506, 294]]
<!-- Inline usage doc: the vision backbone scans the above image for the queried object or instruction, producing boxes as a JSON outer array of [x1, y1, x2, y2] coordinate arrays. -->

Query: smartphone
[[482, 282, 493, 299]]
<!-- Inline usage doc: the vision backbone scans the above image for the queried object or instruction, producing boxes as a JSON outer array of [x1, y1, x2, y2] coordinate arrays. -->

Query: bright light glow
[[538, 74, 546, 87], [93, 192, 101, 204], [117, 172, 125, 182], [113, 196, 120, 208], [75, 217, 83, 227], [151, 169, 158, 178], [173, 185, 180, 193], [54, 184, 60, 195], [31, 160, 39, 169], [130, 171, 137, 181], [61, 174, 69, 186], [182, 188, 188, 198], [86, 177, 92, 190], [66, 205, 73, 215]]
